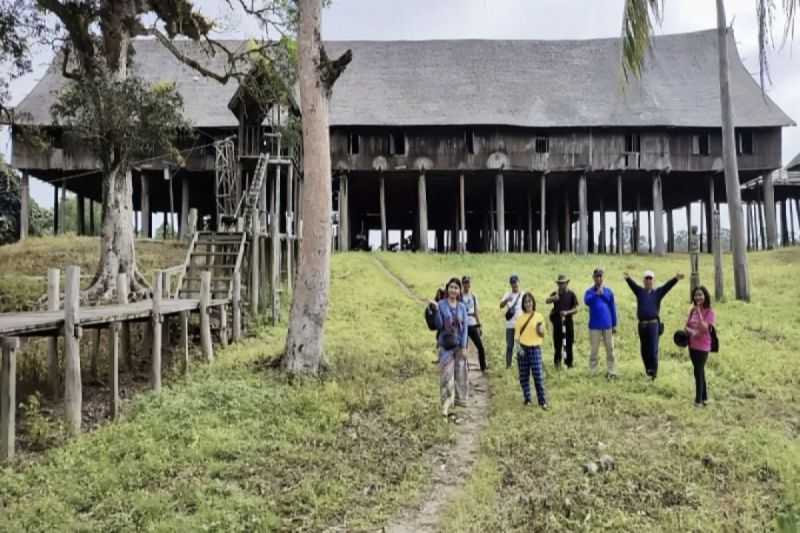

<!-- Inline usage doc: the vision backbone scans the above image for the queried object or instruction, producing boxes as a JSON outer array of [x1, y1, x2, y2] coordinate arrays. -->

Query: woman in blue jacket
[[429, 277, 469, 419]]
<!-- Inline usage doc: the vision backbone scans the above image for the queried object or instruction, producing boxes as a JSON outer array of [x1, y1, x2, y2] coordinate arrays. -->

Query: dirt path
[[373, 256, 490, 533]]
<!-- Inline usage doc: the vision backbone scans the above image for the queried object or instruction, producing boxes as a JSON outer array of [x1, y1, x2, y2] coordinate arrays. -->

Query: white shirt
[[502, 290, 524, 329], [462, 292, 479, 327]]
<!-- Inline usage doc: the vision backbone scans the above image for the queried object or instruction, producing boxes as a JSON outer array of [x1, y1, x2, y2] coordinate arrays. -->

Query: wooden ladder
[[176, 231, 247, 301]]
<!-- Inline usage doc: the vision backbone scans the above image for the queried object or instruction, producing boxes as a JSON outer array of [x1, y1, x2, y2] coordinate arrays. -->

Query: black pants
[[638, 322, 660, 378], [467, 325, 487, 371], [551, 316, 574, 368], [689, 349, 709, 403]]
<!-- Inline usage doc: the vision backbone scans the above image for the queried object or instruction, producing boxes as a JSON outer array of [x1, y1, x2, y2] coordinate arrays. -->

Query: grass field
[[379, 248, 800, 532], [0, 237, 798, 531]]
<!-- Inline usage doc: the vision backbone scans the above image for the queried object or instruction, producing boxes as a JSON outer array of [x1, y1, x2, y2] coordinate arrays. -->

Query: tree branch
[[146, 27, 233, 84], [319, 45, 352, 93], [60, 46, 80, 80]]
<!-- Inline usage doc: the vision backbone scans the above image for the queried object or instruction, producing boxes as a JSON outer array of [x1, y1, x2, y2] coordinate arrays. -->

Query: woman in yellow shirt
[[514, 292, 549, 410]]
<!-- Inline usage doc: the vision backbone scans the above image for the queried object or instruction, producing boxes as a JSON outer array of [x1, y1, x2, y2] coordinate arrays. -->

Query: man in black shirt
[[546, 274, 579, 368]]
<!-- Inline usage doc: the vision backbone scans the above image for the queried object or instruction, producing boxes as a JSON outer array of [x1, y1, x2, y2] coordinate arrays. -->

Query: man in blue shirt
[[624, 270, 684, 380], [584, 268, 618, 379]]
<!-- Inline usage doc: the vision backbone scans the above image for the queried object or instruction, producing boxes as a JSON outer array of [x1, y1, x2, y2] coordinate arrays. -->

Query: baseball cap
[[643, 270, 655, 279]]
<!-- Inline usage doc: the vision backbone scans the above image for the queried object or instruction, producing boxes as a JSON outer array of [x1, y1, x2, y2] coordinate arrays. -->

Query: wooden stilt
[[648, 210, 653, 254], [89, 199, 95, 236], [495, 172, 506, 253], [418, 171, 429, 252], [634, 193, 641, 253], [617, 174, 623, 254], [19, 172, 29, 240], [53, 185, 60, 235], [763, 173, 778, 249], [578, 174, 588, 255], [232, 271, 242, 342], [59, 185, 66, 235], [286, 163, 294, 292], [151, 272, 163, 393], [47, 269, 60, 398], [141, 173, 151, 239], [181, 175, 190, 239], [219, 304, 228, 347], [527, 186, 534, 252], [110, 322, 120, 420], [116, 274, 131, 372], [599, 197, 606, 254], [540, 174, 547, 254], [180, 311, 190, 375], [653, 174, 665, 256], [63, 266, 82, 437], [199, 271, 213, 362], [380, 174, 388, 251], [667, 209, 675, 253], [707, 176, 716, 254], [339, 174, 350, 251], [77, 194, 85, 235], [271, 165, 281, 325], [1, 337, 19, 462], [459, 173, 466, 253]]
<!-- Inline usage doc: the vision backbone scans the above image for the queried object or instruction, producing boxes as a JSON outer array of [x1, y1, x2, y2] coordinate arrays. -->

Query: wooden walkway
[[1, 265, 245, 463], [0, 298, 227, 338]]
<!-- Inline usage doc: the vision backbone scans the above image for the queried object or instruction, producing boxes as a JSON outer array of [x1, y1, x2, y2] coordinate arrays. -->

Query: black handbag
[[440, 329, 459, 350], [424, 305, 437, 331], [505, 293, 521, 321], [710, 325, 719, 353]]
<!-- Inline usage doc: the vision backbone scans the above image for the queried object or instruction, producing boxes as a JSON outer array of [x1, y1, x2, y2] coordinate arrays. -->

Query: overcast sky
[[2, 0, 799, 222]]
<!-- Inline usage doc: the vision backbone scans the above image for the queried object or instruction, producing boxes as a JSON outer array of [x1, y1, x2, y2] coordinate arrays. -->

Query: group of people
[[427, 269, 717, 420]]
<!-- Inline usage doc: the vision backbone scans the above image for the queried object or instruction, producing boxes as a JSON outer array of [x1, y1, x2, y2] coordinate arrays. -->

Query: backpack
[[424, 305, 438, 331]]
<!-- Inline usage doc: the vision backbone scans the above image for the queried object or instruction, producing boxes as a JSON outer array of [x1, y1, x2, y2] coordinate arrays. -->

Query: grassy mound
[[378, 248, 800, 532]]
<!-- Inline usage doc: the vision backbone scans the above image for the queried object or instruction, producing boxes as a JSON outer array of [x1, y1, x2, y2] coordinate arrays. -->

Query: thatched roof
[[13, 29, 794, 129]]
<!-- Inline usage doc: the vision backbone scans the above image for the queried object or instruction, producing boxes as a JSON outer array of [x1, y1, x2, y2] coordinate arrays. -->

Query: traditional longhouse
[[7, 29, 795, 254]]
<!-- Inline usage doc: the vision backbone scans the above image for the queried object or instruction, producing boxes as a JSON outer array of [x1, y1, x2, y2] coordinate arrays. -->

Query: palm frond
[[620, 0, 664, 81], [756, 0, 776, 89], [783, 0, 800, 42]]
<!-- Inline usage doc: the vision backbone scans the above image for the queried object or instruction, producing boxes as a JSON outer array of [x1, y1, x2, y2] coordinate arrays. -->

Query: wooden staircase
[[175, 231, 247, 300]]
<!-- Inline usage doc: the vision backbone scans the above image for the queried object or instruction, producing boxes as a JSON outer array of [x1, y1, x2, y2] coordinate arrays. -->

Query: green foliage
[[20, 393, 66, 451], [0, 159, 53, 244], [377, 249, 800, 532], [0, 0, 46, 118], [51, 76, 191, 170]]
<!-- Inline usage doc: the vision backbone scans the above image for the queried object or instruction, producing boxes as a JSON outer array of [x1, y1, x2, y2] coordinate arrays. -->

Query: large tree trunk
[[82, 24, 147, 301], [283, 0, 332, 374], [716, 0, 751, 301], [85, 164, 148, 301]]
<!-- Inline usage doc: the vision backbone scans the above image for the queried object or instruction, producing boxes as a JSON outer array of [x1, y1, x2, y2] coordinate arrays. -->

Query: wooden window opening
[[390, 131, 406, 155], [691, 133, 711, 156], [349, 132, 360, 155], [737, 129, 754, 155], [465, 129, 476, 155], [535, 135, 549, 154]]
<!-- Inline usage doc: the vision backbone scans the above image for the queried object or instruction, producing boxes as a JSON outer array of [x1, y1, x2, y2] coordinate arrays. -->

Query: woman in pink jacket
[[685, 286, 716, 407]]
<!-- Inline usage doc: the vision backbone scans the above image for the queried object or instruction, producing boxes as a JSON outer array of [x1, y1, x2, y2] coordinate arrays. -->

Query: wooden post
[[232, 270, 242, 342], [459, 173, 467, 253], [250, 215, 259, 317], [667, 209, 675, 253], [63, 265, 81, 437], [713, 209, 724, 301], [89, 199, 95, 236], [187, 208, 198, 241], [76, 194, 85, 236], [151, 272, 163, 393], [616, 175, 623, 254], [90, 329, 101, 382], [578, 174, 588, 255], [1, 337, 19, 461], [795, 198, 800, 245], [418, 172, 429, 252], [180, 311, 190, 375], [339, 174, 350, 251], [648, 210, 653, 253], [495, 172, 506, 253], [19, 172, 29, 240], [199, 271, 213, 362], [271, 164, 281, 325], [707, 177, 715, 253], [763, 173, 778, 249], [53, 185, 60, 235], [599, 197, 606, 254], [110, 322, 120, 420], [286, 162, 294, 292], [526, 186, 534, 252], [653, 174, 665, 256], [548, 191, 559, 253], [380, 175, 388, 251], [540, 174, 547, 254], [219, 304, 229, 347], [563, 192, 571, 253], [181, 175, 190, 239], [780, 200, 790, 246], [59, 185, 66, 235], [141, 172, 151, 239], [116, 273, 131, 372], [47, 269, 60, 398]]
